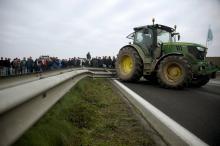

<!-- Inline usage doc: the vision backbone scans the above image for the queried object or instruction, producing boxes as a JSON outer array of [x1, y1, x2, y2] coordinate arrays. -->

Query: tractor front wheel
[[157, 56, 192, 89], [116, 46, 143, 82]]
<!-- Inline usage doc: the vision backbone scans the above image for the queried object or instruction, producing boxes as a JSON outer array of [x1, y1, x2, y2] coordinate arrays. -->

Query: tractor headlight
[[197, 47, 205, 52]]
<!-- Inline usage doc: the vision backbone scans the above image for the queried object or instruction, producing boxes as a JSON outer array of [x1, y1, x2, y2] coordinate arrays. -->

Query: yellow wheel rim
[[165, 63, 182, 82], [120, 55, 133, 74]]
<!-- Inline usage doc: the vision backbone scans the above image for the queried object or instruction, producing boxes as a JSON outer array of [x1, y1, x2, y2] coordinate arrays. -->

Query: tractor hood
[[163, 42, 207, 49], [162, 42, 208, 61]]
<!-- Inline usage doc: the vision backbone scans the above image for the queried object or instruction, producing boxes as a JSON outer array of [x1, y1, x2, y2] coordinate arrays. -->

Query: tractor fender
[[154, 52, 183, 70], [120, 44, 150, 64]]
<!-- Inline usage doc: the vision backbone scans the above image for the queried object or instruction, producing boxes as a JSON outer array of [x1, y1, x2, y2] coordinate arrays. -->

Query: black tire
[[116, 46, 143, 82], [157, 56, 192, 89], [191, 75, 210, 87]]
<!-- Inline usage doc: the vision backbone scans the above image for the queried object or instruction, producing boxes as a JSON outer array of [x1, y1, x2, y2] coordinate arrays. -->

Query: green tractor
[[116, 19, 218, 88]]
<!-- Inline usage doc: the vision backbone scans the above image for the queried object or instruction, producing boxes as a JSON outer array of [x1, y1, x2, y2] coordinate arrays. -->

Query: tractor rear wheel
[[116, 46, 143, 82], [191, 75, 210, 87], [157, 56, 192, 89]]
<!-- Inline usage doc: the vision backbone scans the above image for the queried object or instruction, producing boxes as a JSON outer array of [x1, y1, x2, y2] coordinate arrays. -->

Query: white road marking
[[207, 79, 220, 87]]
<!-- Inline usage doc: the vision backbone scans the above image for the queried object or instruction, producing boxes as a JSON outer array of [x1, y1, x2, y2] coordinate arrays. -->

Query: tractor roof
[[134, 24, 175, 32]]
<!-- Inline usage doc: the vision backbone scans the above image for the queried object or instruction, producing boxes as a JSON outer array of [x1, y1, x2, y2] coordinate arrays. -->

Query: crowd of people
[[0, 55, 116, 77]]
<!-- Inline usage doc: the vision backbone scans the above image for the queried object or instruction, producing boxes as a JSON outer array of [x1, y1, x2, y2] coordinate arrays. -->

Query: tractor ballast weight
[[116, 21, 218, 89]]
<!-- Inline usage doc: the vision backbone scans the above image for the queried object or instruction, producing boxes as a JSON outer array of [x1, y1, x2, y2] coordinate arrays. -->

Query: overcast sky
[[0, 0, 220, 59]]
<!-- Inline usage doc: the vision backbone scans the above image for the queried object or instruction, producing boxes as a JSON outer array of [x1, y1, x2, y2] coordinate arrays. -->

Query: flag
[[207, 26, 213, 42]]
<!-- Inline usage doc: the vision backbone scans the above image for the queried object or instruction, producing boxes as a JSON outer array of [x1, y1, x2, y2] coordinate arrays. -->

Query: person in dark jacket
[[5, 58, 11, 76], [21, 57, 27, 74], [0, 57, 4, 76], [27, 57, 34, 73]]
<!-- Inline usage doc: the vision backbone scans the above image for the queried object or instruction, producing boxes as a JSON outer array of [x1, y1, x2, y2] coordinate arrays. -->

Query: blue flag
[[207, 26, 213, 42]]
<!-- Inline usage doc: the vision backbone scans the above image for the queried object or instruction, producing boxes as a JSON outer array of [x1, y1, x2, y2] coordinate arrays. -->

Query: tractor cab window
[[133, 29, 153, 56], [136, 32, 143, 42], [157, 29, 171, 43], [135, 29, 153, 49]]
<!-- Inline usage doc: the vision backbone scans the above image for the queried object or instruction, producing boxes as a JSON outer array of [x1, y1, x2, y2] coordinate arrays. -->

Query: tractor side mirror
[[172, 33, 180, 41], [127, 32, 134, 40], [174, 25, 177, 31], [178, 34, 180, 41]]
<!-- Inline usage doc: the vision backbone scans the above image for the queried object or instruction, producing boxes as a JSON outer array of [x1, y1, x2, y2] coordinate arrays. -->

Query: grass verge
[[13, 78, 155, 146]]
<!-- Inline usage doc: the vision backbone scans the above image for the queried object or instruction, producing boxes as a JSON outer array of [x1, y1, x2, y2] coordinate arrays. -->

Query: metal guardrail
[[0, 68, 76, 90], [112, 80, 209, 146], [0, 69, 114, 146], [0, 67, 116, 90]]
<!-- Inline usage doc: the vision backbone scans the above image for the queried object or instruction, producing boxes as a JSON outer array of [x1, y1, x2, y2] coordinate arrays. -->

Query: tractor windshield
[[157, 29, 172, 43]]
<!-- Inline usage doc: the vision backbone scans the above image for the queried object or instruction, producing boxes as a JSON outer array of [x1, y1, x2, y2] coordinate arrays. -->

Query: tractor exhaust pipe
[[152, 18, 155, 25]]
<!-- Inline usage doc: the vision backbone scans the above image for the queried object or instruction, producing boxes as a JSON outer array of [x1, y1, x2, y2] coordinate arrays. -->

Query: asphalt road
[[122, 80, 220, 146]]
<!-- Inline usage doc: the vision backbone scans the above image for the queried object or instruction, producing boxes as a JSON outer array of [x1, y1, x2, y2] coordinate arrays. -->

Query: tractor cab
[[127, 24, 179, 58]]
